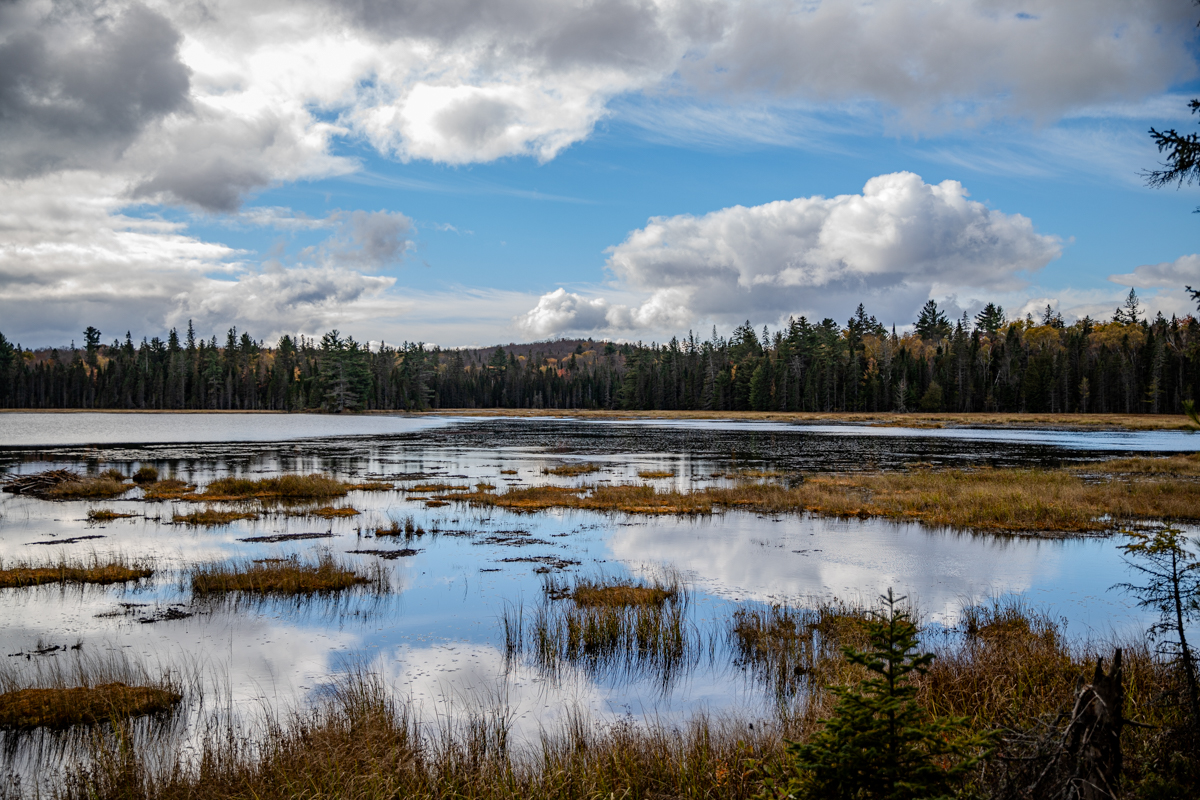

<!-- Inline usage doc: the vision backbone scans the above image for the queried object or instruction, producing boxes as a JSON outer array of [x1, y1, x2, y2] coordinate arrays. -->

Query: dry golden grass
[[426, 408, 1194, 431], [0, 557, 152, 589], [456, 467, 1200, 531], [51, 597, 1199, 800], [568, 580, 675, 608], [86, 509, 137, 521], [1077, 452, 1200, 476], [543, 462, 602, 476], [305, 506, 360, 519], [130, 466, 159, 485], [141, 478, 196, 500], [0, 683, 180, 730], [194, 474, 350, 501], [190, 554, 374, 596], [344, 482, 395, 491], [407, 483, 469, 492], [500, 469, 518, 475], [45, 472, 131, 500], [171, 508, 259, 526], [637, 470, 674, 479]]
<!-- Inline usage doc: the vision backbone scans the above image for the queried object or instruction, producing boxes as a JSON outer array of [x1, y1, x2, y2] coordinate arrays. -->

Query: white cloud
[[691, 0, 1196, 129], [1110, 254, 1200, 290], [522, 172, 1062, 336]]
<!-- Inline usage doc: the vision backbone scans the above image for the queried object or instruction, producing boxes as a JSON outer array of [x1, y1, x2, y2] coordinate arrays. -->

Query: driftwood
[[1, 469, 81, 497]]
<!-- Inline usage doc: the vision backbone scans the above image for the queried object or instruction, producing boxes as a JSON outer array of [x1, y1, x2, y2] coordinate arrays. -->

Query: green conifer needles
[[762, 589, 991, 800]]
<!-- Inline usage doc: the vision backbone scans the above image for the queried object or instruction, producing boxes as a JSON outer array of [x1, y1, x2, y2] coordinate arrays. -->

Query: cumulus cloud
[[521, 172, 1062, 336], [0, 2, 191, 176], [1109, 255, 1200, 290], [691, 0, 1196, 128]]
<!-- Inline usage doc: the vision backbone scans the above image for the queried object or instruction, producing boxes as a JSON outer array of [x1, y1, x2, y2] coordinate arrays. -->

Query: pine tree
[[914, 300, 951, 341], [762, 589, 989, 800]]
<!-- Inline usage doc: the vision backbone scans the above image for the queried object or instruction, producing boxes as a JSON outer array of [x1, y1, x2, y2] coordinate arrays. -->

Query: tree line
[[1, 290, 1197, 415]]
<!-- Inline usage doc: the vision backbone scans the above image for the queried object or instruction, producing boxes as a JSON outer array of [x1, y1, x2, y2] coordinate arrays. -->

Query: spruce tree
[[763, 589, 988, 800]]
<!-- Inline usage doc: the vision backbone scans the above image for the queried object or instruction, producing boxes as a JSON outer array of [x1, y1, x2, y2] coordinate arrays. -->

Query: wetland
[[1, 412, 1199, 798]]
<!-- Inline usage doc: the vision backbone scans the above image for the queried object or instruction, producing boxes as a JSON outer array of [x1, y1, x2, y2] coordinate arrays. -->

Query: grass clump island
[[0, 683, 180, 731], [86, 508, 138, 521], [543, 462, 602, 477], [0, 555, 152, 589], [189, 553, 379, 596], [452, 457, 1200, 533]]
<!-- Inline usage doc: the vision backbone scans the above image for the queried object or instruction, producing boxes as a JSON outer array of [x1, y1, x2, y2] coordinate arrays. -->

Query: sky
[[2, 0, 1200, 349]]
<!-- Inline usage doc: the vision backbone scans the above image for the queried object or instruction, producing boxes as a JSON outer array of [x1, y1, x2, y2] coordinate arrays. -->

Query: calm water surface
[[0, 413, 1194, 750]]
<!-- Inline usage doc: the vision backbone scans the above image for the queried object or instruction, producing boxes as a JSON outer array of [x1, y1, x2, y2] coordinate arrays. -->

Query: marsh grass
[[376, 515, 424, 538], [407, 483, 469, 492], [459, 467, 1200, 531], [297, 506, 359, 519], [730, 601, 872, 704], [510, 573, 697, 685], [189, 554, 380, 597], [86, 509, 137, 522], [170, 508, 258, 526], [636, 470, 674, 479], [192, 474, 350, 501], [1076, 452, 1200, 476], [61, 675, 778, 800], [131, 467, 159, 485], [45, 471, 130, 501], [141, 479, 196, 501], [543, 463, 601, 477], [33, 595, 1200, 800], [0, 651, 184, 735], [0, 555, 152, 589]]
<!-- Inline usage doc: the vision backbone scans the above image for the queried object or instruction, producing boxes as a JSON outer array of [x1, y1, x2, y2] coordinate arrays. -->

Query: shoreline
[[0, 407, 1193, 431]]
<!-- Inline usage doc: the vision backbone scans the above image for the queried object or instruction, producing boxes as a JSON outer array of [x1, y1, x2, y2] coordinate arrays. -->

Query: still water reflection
[[0, 413, 1193, 740]]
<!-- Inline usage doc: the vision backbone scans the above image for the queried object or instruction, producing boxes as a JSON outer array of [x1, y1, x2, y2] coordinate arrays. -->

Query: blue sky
[[3, 0, 1199, 347]]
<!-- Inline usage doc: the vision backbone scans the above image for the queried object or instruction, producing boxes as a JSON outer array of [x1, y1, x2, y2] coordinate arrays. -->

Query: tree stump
[[1062, 649, 1124, 800]]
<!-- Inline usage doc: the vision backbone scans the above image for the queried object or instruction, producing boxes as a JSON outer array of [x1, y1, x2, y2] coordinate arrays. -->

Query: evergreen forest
[[2, 292, 1198, 415]]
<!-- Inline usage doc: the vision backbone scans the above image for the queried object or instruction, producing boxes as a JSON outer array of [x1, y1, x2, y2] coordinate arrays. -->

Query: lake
[[0, 412, 1194, 749]]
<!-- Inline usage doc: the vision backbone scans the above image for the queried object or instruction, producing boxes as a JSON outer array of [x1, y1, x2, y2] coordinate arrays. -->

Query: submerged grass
[[543, 463, 602, 477], [171, 508, 258, 526], [0, 555, 152, 589], [457, 465, 1200, 532], [636, 470, 674, 479], [189, 553, 378, 596], [141, 478, 196, 500], [86, 509, 137, 521], [297, 505, 359, 519], [510, 574, 696, 685]]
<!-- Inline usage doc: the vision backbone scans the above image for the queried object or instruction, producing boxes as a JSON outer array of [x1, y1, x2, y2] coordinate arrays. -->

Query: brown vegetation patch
[[172, 508, 259, 526], [0, 683, 181, 730], [424, 500, 449, 508], [45, 472, 131, 500], [1077, 453, 1200, 476], [190, 554, 373, 596], [87, 509, 137, 521], [637, 470, 674, 479], [131, 466, 159, 485], [458, 467, 1200, 531], [195, 474, 350, 501], [304, 506, 360, 519], [568, 580, 675, 608], [345, 482, 394, 491], [500, 469, 518, 475], [141, 478, 196, 500], [543, 463, 602, 477], [0, 557, 152, 589], [407, 483, 469, 492]]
